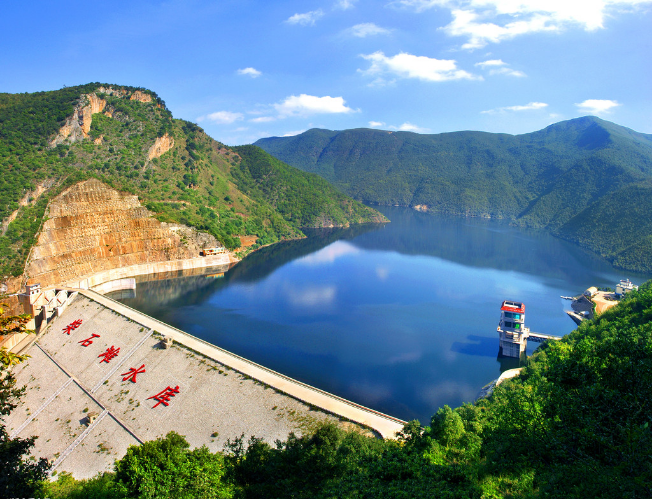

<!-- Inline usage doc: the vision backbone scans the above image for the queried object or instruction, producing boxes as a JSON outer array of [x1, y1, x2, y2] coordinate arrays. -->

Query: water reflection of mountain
[[225, 223, 381, 283], [113, 224, 382, 310], [356, 206, 641, 284], [108, 264, 230, 310]]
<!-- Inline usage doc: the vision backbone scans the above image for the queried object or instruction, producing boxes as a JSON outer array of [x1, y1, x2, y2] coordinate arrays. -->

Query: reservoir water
[[111, 207, 650, 423]]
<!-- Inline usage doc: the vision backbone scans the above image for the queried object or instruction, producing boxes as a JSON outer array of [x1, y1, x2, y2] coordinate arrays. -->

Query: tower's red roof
[[501, 300, 525, 313]]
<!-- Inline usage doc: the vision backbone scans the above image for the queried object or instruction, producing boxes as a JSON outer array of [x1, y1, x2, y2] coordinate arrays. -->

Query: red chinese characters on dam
[[121, 364, 146, 383], [147, 386, 180, 408], [98, 346, 120, 363], [62, 319, 83, 335], [78, 333, 100, 347]]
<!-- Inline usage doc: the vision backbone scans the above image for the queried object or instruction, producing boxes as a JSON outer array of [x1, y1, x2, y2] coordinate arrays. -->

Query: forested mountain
[[256, 118, 652, 271], [0, 84, 384, 279]]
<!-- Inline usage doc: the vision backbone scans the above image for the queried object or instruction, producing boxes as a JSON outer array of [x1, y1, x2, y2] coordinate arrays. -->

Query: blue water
[[113, 207, 649, 423]]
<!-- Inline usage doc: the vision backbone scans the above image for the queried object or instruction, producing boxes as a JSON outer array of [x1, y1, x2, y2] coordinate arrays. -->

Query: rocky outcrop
[[148, 133, 175, 160], [25, 179, 221, 289], [49, 93, 107, 146], [130, 90, 152, 103], [96, 86, 127, 97], [50, 87, 153, 147]]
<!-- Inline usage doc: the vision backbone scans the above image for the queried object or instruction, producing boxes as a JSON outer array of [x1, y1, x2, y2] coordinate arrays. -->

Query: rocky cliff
[[148, 133, 175, 160], [49, 87, 158, 147], [130, 90, 152, 103], [49, 93, 107, 146], [25, 179, 223, 289]]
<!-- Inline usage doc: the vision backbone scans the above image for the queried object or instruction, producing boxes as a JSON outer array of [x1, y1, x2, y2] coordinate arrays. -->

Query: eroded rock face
[[49, 93, 107, 146], [130, 90, 152, 103], [25, 179, 207, 288], [96, 86, 127, 97], [50, 87, 153, 147], [148, 133, 175, 160]]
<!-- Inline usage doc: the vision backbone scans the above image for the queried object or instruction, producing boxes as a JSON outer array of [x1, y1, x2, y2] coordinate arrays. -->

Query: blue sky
[[2, 0, 651, 145]]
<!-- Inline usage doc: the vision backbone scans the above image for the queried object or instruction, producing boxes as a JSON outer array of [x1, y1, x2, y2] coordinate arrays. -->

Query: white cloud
[[335, 0, 358, 9], [391, 122, 430, 132], [283, 129, 308, 137], [446, 8, 559, 49], [369, 121, 386, 127], [393, 0, 652, 49], [275, 94, 355, 117], [575, 99, 621, 115], [348, 22, 392, 37], [490, 67, 526, 77], [237, 67, 262, 78], [286, 9, 324, 26], [196, 111, 244, 124], [481, 101, 548, 114], [360, 51, 480, 82], [474, 58, 506, 68], [475, 59, 525, 76], [366, 77, 397, 88], [390, 0, 449, 13], [250, 116, 276, 123]]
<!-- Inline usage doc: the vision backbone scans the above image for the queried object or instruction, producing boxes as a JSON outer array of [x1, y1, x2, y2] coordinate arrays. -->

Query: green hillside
[[255, 118, 652, 271], [0, 84, 384, 279]]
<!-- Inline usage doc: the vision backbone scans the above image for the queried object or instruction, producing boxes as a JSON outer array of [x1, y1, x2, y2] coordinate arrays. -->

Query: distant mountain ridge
[[255, 117, 652, 272]]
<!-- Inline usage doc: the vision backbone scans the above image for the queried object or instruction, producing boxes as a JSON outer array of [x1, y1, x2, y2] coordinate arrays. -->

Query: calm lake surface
[[112, 207, 650, 423]]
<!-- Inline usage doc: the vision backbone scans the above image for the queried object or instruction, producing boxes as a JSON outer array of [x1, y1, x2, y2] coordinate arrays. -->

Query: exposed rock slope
[[25, 179, 220, 288]]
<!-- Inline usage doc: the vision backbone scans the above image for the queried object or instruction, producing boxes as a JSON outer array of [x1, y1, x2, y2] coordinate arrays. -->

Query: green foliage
[[256, 117, 652, 271], [232, 145, 383, 229], [115, 431, 232, 499], [0, 84, 383, 277], [0, 425, 51, 498], [41, 471, 127, 499], [559, 182, 652, 271]]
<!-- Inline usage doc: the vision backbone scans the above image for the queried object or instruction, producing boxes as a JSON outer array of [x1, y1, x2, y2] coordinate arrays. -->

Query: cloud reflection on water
[[285, 284, 337, 307], [296, 240, 359, 265]]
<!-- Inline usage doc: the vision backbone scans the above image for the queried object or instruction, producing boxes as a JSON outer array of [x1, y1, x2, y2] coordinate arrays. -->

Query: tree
[[0, 302, 50, 496], [0, 301, 33, 367], [115, 431, 232, 499]]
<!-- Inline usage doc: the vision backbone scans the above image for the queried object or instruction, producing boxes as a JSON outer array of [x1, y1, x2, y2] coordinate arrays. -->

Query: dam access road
[[6, 289, 405, 478]]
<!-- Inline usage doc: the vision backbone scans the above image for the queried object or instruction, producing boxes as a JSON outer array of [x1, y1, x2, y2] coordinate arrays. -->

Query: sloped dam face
[[110, 206, 651, 423]]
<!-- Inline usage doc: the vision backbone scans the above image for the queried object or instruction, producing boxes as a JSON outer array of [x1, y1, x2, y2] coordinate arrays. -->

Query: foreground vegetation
[[0, 83, 383, 279], [256, 119, 652, 271], [3, 282, 651, 498]]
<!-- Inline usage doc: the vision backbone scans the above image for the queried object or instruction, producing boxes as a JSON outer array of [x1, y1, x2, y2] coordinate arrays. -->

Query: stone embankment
[[24, 178, 230, 290]]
